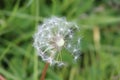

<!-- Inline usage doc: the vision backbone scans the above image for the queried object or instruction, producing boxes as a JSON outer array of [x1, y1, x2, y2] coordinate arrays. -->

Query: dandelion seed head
[[33, 16, 81, 66]]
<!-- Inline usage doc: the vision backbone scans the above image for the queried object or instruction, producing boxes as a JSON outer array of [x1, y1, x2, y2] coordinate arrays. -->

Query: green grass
[[0, 0, 120, 80]]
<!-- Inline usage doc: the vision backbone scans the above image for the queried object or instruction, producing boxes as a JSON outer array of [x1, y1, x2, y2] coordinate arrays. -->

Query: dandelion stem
[[0, 75, 6, 80], [40, 62, 49, 80]]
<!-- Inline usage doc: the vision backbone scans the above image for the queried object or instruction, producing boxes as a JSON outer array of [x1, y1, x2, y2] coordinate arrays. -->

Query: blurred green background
[[0, 0, 120, 80]]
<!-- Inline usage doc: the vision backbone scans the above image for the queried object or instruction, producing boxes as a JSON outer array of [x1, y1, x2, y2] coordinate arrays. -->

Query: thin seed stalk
[[40, 62, 49, 80]]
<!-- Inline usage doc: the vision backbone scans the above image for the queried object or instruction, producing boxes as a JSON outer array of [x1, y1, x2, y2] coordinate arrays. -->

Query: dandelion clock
[[33, 16, 81, 66]]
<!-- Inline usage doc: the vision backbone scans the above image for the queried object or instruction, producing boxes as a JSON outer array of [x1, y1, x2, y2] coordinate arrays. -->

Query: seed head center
[[56, 37, 65, 47]]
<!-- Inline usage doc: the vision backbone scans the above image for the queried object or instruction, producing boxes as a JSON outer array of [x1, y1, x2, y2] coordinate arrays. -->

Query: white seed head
[[33, 16, 81, 66]]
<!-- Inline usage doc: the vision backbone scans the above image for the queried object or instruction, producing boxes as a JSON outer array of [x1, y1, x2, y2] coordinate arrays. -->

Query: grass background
[[0, 0, 120, 80]]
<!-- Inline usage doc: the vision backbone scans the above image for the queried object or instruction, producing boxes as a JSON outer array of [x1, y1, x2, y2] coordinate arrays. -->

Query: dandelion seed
[[73, 48, 78, 53], [74, 56, 78, 61], [67, 44, 71, 48], [33, 16, 81, 66], [57, 62, 65, 67], [78, 38, 81, 44], [69, 34, 73, 38]]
